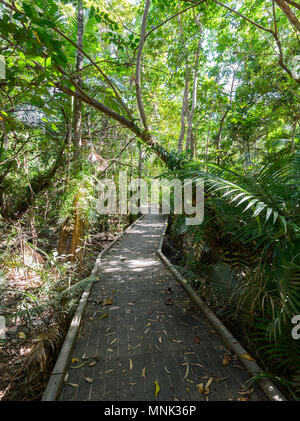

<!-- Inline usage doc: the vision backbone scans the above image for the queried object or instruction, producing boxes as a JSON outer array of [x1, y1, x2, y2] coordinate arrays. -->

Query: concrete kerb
[[41, 214, 145, 401], [157, 215, 287, 402]]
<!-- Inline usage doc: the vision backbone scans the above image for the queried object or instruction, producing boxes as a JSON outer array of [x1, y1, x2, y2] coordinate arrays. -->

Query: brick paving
[[60, 213, 266, 401]]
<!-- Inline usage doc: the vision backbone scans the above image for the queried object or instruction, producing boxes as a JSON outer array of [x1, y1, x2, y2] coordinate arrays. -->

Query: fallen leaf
[[158, 337, 162, 344], [154, 380, 160, 397], [241, 353, 255, 362], [214, 376, 229, 383], [104, 369, 114, 374], [237, 397, 248, 401], [99, 314, 108, 320], [197, 383, 205, 394], [68, 383, 78, 387], [142, 367, 146, 378], [194, 336, 200, 344], [166, 298, 174, 305], [71, 358, 79, 363], [85, 377, 93, 383], [238, 388, 254, 395], [89, 361, 96, 367], [222, 355, 231, 366], [206, 377, 213, 390], [89, 355, 100, 361], [164, 365, 170, 374], [129, 359, 133, 371], [18, 332, 26, 339]]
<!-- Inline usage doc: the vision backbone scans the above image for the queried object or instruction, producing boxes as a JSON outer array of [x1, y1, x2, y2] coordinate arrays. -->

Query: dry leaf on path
[[129, 359, 133, 371], [85, 377, 93, 383], [241, 353, 255, 362], [142, 367, 146, 378], [154, 380, 160, 397]]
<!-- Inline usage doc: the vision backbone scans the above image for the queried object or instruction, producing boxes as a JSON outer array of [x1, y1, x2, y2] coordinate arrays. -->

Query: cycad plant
[[165, 149, 300, 393]]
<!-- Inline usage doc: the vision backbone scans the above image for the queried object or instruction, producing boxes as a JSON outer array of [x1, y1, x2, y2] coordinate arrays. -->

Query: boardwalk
[[60, 213, 265, 401]]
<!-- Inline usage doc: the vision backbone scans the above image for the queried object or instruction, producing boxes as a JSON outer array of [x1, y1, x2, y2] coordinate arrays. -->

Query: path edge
[[42, 214, 145, 401], [157, 216, 287, 402]]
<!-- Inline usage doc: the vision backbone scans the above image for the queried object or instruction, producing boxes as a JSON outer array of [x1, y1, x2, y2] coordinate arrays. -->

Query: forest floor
[[0, 223, 122, 401], [59, 213, 266, 401]]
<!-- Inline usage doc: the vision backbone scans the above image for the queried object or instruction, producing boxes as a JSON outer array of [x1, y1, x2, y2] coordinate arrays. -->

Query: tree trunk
[[178, 64, 189, 154], [73, 0, 84, 167]]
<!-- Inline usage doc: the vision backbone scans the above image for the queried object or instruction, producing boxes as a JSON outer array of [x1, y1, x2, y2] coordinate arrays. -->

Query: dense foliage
[[0, 0, 299, 400]]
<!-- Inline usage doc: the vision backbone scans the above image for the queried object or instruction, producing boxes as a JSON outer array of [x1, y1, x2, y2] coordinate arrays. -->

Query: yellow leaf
[[71, 358, 79, 363], [100, 314, 108, 320], [241, 353, 255, 362], [129, 358, 133, 370], [142, 367, 146, 378], [18, 332, 26, 339], [205, 377, 213, 391], [154, 380, 160, 397]]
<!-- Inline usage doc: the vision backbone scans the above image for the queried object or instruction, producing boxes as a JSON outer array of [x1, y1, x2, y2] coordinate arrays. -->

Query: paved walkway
[[60, 214, 266, 401]]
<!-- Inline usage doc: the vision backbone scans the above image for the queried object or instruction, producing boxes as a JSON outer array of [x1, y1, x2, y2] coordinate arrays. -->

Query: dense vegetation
[[0, 0, 299, 400]]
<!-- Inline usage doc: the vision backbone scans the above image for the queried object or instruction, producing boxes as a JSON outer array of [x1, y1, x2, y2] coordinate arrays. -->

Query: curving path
[[60, 213, 266, 401]]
